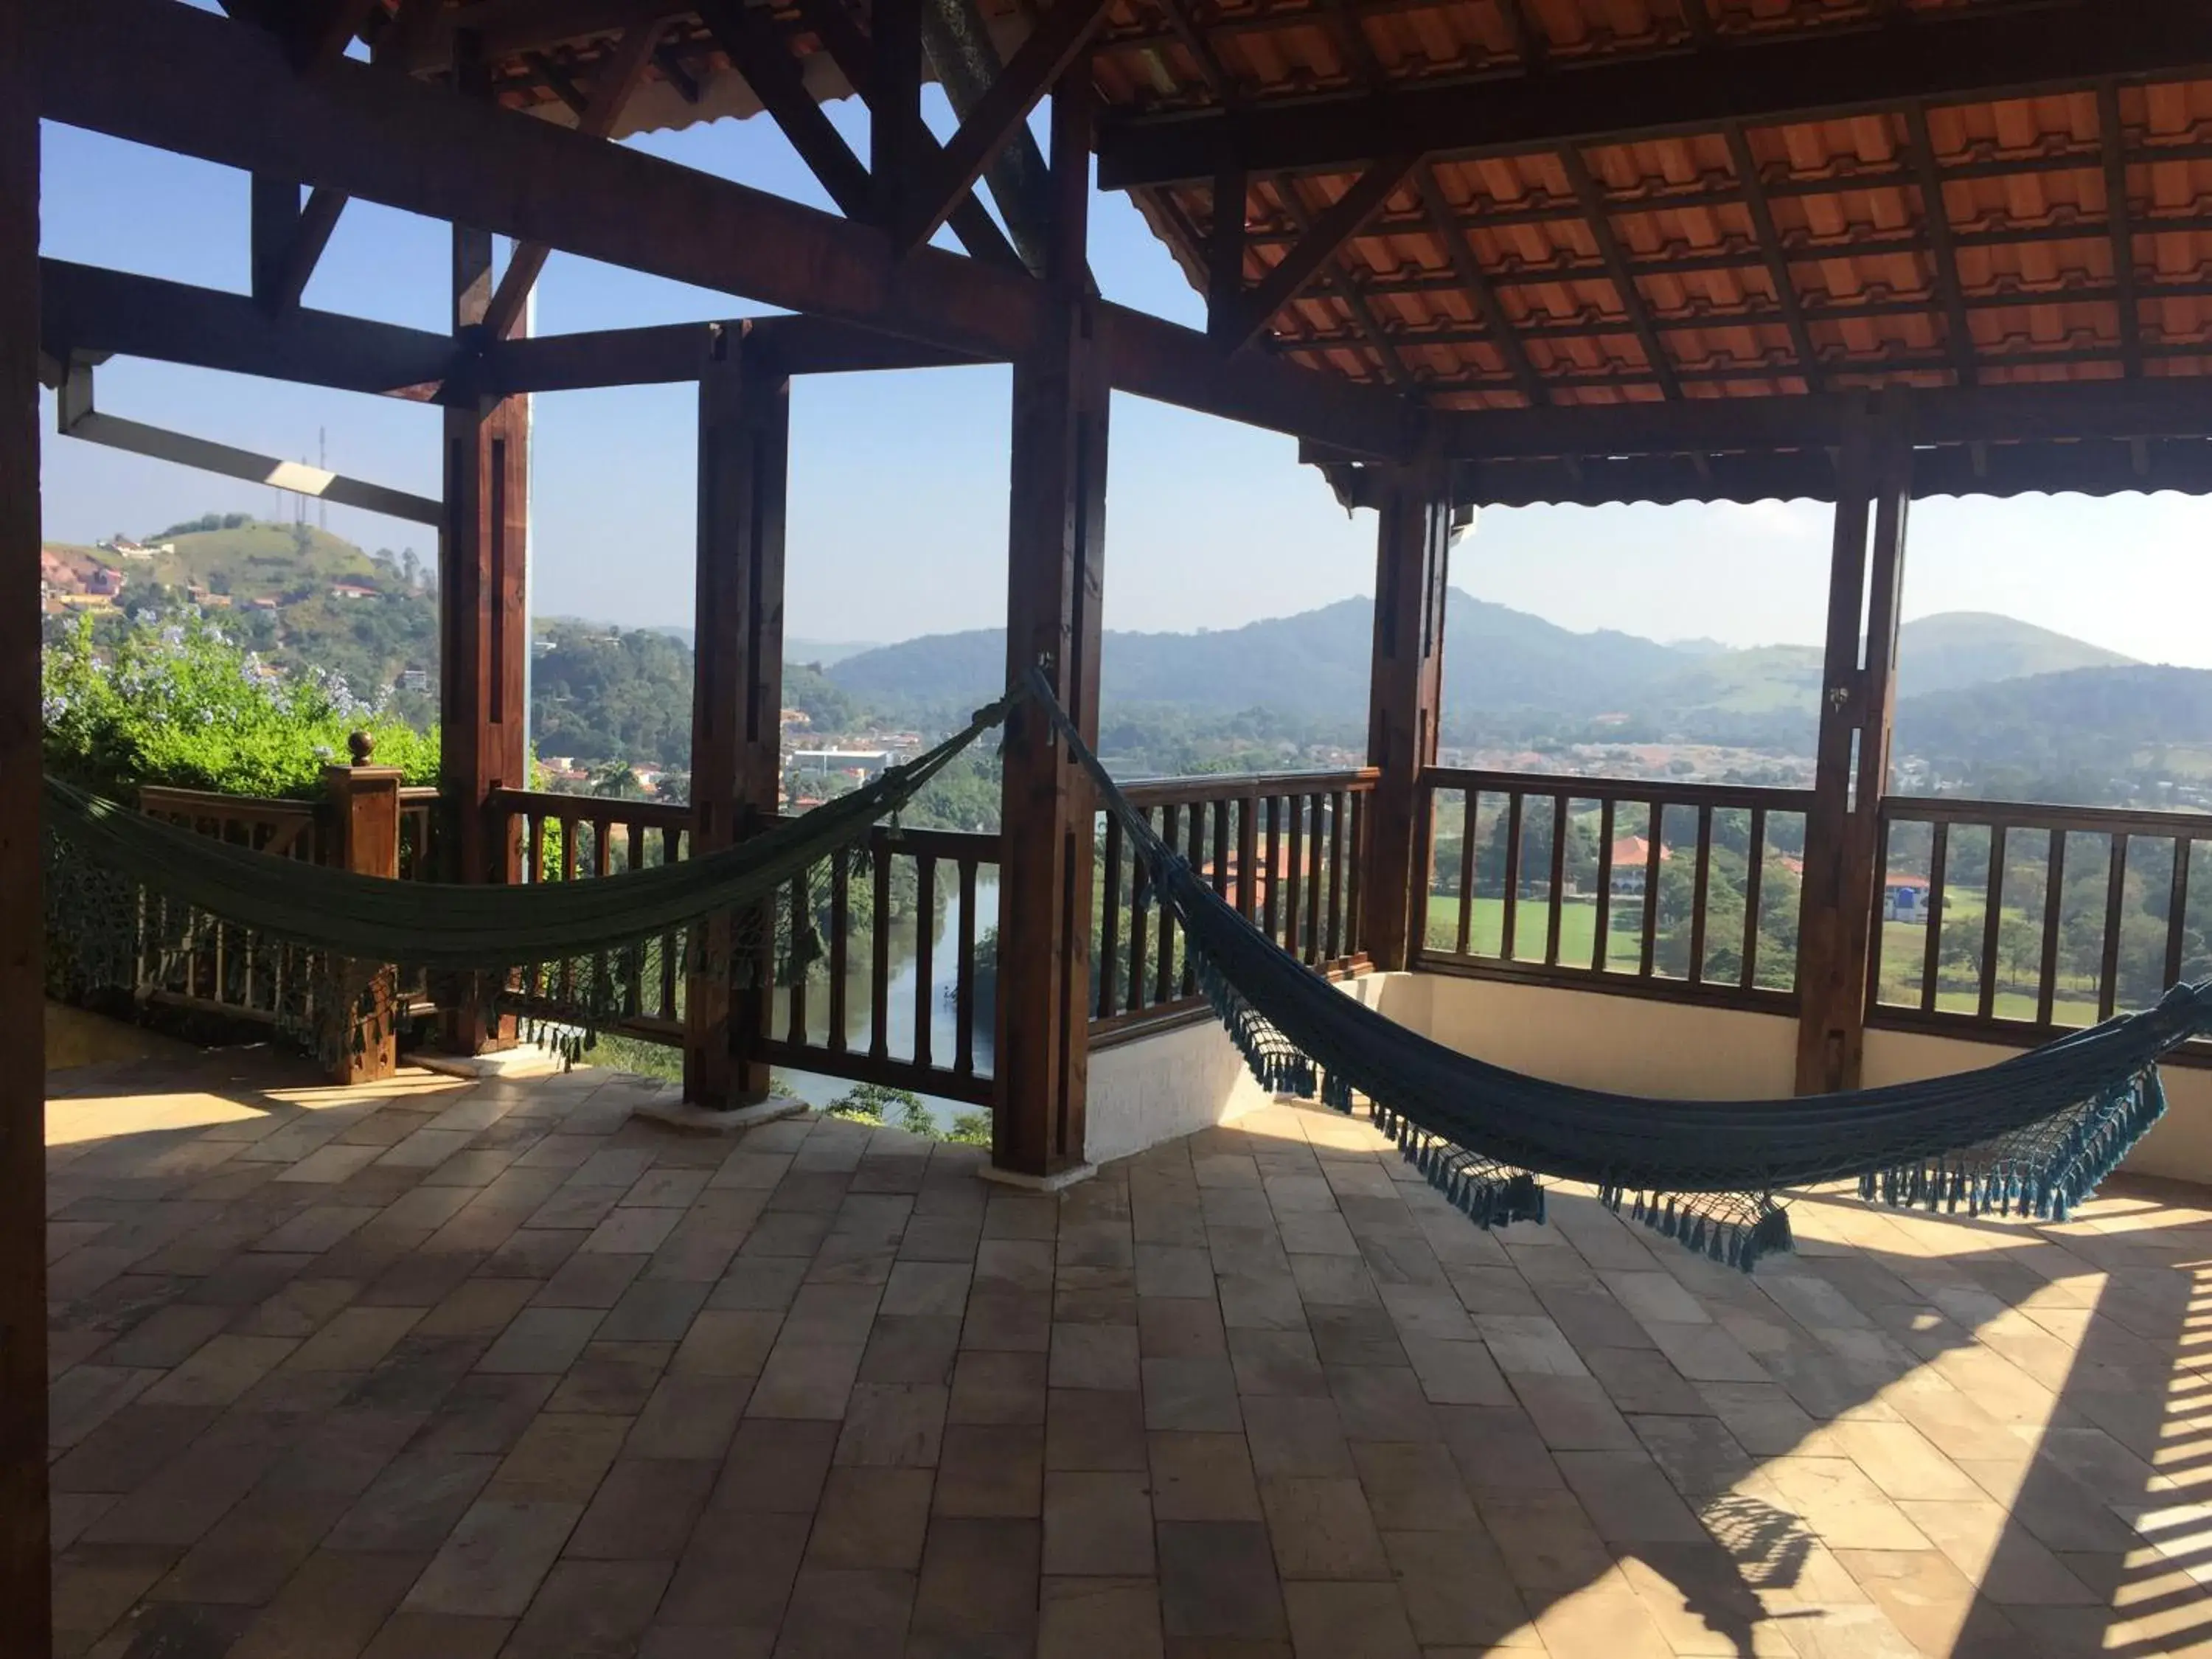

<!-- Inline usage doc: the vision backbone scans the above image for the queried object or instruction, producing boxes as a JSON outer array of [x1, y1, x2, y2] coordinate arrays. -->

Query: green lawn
[[1871, 900, 2105, 1026], [1425, 893, 1703, 976]]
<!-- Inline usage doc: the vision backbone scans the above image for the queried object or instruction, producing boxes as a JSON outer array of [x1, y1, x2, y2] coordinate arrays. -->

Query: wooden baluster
[[1500, 791, 1524, 961], [1184, 801, 1206, 994], [1265, 796, 1284, 947], [871, 838, 893, 1061], [787, 871, 810, 1046], [956, 857, 978, 1077], [1211, 796, 1231, 902], [1346, 787, 1367, 960], [1326, 787, 1347, 963], [1740, 806, 1768, 992], [1594, 799, 1616, 973], [1237, 788, 1259, 924], [2098, 832, 2129, 1019], [2167, 836, 2194, 995], [558, 815, 578, 1006], [1141, 805, 1159, 1013], [1978, 824, 2006, 1021], [2037, 831, 2067, 1027], [828, 851, 851, 1052], [591, 815, 613, 1021], [660, 824, 682, 1023], [1156, 804, 1180, 1004], [1688, 804, 1713, 984], [1638, 805, 1662, 977], [1098, 815, 1123, 1018], [1545, 793, 1568, 967], [1303, 793, 1325, 967], [1285, 796, 1307, 966], [1920, 820, 1948, 1015], [626, 821, 647, 1016], [914, 852, 935, 1070]]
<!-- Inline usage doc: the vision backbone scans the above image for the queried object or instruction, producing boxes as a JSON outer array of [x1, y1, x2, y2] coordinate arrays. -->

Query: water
[[770, 872, 999, 1130]]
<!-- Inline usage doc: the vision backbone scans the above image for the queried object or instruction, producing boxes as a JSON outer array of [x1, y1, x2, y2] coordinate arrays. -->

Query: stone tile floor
[[41, 1048, 2212, 1657]]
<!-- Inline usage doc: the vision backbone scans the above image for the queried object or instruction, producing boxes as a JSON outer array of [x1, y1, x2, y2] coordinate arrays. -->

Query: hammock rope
[[1023, 666, 2211, 1270]]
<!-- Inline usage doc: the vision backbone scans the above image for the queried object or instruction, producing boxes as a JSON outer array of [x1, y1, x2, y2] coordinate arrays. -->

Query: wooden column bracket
[[251, 175, 349, 313], [686, 328, 790, 1107], [699, 0, 872, 217], [1209, 154, 1417, 352]]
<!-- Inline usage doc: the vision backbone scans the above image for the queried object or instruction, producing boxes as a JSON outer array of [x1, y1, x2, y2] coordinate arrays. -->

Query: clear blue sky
[[33, 90, 2212, 669]]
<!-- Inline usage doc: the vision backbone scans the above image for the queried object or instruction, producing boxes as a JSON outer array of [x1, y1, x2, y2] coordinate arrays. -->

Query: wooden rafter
[[1097, 1, 2212, 187], [902, 0, 1112, 252], [1411, 163, 1547, 406], [523, 48, 592, 115], [1150, 0, 1237, 102], [34, 0, 1417, 456], [251, 182, 349, 313], [2098, 81, 2142, 378], [285, 0, 379, 73], [698, 0, 870, 217], [1206, 157, 1248, 343], [1498, 0, 1547, 72], [1720, 121, 1823, 391], [1902, 100, 1976, 387], [1558, 145, 1679, 399], [481, 18, 666, 339], [793, 0, 1023, 265], [655, 39, 701, 101], [1269, 171, 1409, 387], [1215, 155, 1416, 351], [1678, 0, 1717, 47]]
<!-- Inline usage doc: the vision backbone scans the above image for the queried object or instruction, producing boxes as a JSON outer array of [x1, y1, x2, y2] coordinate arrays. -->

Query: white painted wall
[[1079, 970, 2211, 1185], [1082, 976, 1389, 1166]]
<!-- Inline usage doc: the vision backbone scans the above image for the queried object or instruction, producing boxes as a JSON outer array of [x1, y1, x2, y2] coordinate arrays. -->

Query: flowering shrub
[[42, 613, 437, 800]]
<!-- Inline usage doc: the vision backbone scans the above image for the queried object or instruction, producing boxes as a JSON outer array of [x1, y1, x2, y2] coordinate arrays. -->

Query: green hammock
[[43, 692, 1016, 1054], [1025, 667, 2212, 1270]]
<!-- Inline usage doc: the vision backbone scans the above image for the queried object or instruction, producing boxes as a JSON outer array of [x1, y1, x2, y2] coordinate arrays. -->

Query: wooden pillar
[[0, 7, 49, 1649], [439, 223, 529, 1051], [1794, 403, 1912, 1093], [686, 325, 789, 1107], [994, 69, 1108, 1180], [1363, 463, 1453, 972], [324, 745, 404, 1084], [248, 174, 299, 308]]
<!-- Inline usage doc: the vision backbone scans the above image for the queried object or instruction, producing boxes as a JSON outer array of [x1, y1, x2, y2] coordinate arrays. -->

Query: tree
[[1474, 803, 1596, 894]]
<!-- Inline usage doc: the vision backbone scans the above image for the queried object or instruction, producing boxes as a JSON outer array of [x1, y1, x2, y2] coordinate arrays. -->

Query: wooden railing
[[1872, 797, 2211, 1057], [487, 791, 1001, 1105], [491, 788, 697, 1038], [1414, 769, 1815, 1009], [136, 786, 332, 1026], [1093, 768, 1377, 1040]]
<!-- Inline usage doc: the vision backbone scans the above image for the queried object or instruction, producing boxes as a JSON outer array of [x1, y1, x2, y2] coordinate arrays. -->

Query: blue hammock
[[1030, 670, 2212, 1270]]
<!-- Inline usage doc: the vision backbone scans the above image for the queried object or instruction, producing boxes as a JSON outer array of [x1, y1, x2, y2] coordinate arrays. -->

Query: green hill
[[135, 517, 403, 600], [1895, 664, 2212, 799], [1893, 611, 2134, 695]]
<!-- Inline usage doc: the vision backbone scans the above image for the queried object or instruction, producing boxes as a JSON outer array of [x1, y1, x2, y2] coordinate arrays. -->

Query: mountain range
[[824, 593, 2142, 739]]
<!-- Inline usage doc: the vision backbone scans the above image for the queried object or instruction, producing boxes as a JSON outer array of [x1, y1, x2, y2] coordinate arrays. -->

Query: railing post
[[994, 69, 1107, 1183], [439, 205, 530, 1054], [324, 735, 404, 1084], [1363, 459, 1453, 971], [686, 325, 789, 1107], [0, 10, 50, 1647], [1794, 397, 1913, 1093]]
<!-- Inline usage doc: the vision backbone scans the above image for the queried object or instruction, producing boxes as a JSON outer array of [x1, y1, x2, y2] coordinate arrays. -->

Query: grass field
[[1422, 892, 1783, 981]]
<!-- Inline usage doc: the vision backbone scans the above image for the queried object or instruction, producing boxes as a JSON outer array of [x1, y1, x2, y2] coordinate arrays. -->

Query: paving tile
[[1048, 1386, 1150, 1472], [711, 1418, 841, 1515], [833, 1381, 947, 1467], [657, 1508, 810, 1627], [485, 1411, 632, 1505], [226, 1548, 427, 1659], [1382, 1528, 1532, 1648], [401, 1498, 582, 1618], [1150, 1432, 1263, 1523], [1553, 1448, 1710, 1543], [564, 1456, 716, 1560], [1142, 1356, 1244, 1433], [1052, 1321, 1141, 1391], [936, 1423, 1044, 1518], [475, 1308, 604, 1374], [948, 1349, 1048, 1425], [1349, 1439, 1478, 1532], [1240, 1395, 1354, 1480], [744, 1340, 863, 1419], [669, 1309, 782, 1377], [1402, 1336, 1512, 1407], [1258, 1475, 1392, 1580], [911, 1517, 1041, 1644], [1155, 1520, 1285, 1641], [1043, 1471, 1156, 1576]]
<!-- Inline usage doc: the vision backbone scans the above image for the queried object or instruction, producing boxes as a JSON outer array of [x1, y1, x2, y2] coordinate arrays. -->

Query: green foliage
[[532, 623, 695, 766], [41, 613, 436, 800]]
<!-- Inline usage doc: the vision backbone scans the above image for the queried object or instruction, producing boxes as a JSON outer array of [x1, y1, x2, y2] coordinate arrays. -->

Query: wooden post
[[324, 738, 404, 1084], [439, 220, 529, 1051], [1363, 463, 1453, 972], [0, 7, 49, 1648], [686, 325, 789, 1106], [1794, 401, 1913, 1093], [994, 69, 1108, 1181]]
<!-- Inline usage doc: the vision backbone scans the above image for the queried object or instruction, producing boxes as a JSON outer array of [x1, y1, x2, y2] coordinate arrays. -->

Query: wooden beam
[[1720, 121, 1823, 392], [994, 65, 1105, 1179], [1902, 101, 1975, 387], [41, 258, 453, 394], [696, 0, 871, 217], [1411, 163, 1546, 406], [29, 0, 1417, 456], [251, 176, 349, 313], [383, 0, 698, 73], [687, 330, 787, 1107], [2099, 82, 2142, 378], [902, 0, 1112, 252], [287, 0, 379, 73], [1793, 406, 1910, 1094], [796, 0, 1024, 267], [485, 313, 991, 391], [1559, 145, 1678, 399], [1267, 170, 1409, 388], [1217, 155, 1416, 351], [1150, 0, 1235, 101], [1096, 0, 2212, 187], [1206, 157, 1248, 347], [482, 18, 664, 339], [1362, 460, 1451, 971], [0, 7, 49, 1649]]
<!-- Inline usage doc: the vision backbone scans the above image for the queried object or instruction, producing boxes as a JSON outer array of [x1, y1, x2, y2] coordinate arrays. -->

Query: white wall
[[1082, 976, 1388, 1166]]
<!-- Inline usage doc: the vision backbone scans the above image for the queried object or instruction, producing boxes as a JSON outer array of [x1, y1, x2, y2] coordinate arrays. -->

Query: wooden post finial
[[348, 729, 374, 766]]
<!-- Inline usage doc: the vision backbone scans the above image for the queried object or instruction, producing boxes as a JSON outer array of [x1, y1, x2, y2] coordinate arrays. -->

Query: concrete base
[[978, 1160, 1097, 1194], [414, 1047, 566, 1081], [632, 1094, 810, 1135]]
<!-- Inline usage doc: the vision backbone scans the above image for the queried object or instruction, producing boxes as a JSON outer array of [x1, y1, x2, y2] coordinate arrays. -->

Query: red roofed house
[[1608, 835, 1670, 899]]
